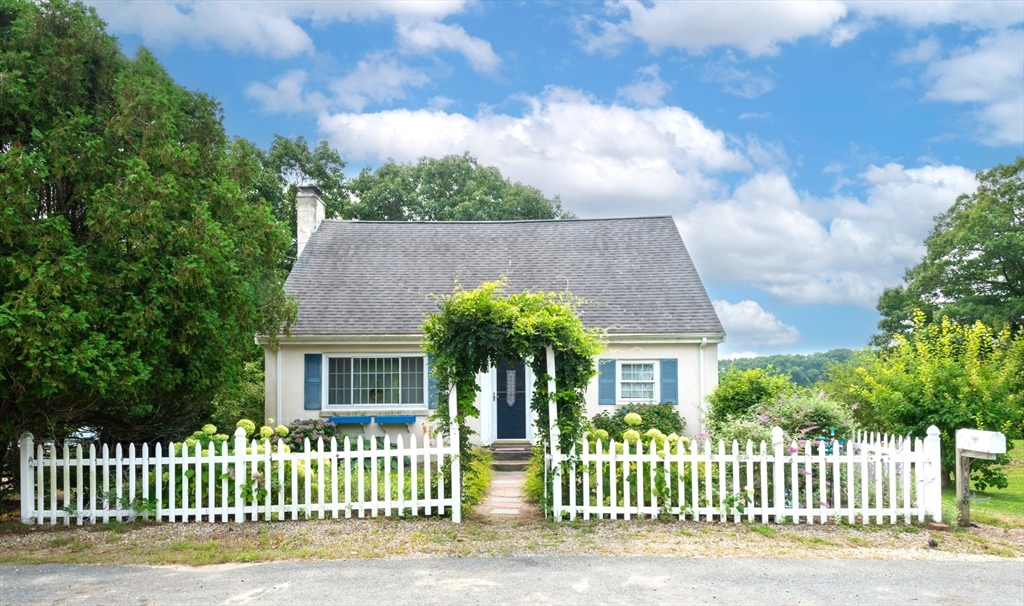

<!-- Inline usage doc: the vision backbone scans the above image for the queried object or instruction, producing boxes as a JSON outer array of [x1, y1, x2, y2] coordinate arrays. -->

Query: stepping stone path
[[482, 471, 530, 516], [477, 442, 539, 518]]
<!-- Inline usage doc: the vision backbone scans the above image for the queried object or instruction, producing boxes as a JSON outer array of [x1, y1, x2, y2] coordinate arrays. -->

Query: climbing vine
[[421, 278, 605, 498]]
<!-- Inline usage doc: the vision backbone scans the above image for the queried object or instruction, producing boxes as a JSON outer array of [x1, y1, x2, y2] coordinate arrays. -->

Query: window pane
[[328, 358, 351, 405], [353, 357, 400, 404], [401, 357, 424, 404], [621, 381, 655, 400], [621, 363, 654, 381]]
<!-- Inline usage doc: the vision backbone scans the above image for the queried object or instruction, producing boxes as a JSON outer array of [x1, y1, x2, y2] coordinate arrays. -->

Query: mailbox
[[956, 429, 1006, 460], [955, 428, 1008, 526]]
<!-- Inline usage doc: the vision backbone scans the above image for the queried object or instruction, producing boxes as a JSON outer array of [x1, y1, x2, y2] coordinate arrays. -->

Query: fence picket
[[18, 426, 937, 527], [86, 444, 96, 523]]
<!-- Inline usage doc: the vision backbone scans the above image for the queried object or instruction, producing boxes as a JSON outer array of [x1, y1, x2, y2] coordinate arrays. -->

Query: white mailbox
[[956, 429, 1006, 459]]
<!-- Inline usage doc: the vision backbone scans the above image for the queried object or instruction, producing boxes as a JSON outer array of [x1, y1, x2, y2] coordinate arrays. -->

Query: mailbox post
[[955, 429, 1007, 526]]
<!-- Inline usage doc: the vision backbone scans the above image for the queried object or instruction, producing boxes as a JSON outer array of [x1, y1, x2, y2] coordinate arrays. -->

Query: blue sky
[[89, 0, 1024, 357]]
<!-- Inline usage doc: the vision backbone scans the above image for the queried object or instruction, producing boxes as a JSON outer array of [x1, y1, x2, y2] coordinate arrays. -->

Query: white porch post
[[449, 387, 462, 523], [546, 345, 560, 519], [19, 433, 34, 524]]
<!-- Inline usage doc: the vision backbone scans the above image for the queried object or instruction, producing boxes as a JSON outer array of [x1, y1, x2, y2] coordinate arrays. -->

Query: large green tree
[[0, 0, 293, 486], [347, 153, 574, 221], [873, 158, 1024, 345]]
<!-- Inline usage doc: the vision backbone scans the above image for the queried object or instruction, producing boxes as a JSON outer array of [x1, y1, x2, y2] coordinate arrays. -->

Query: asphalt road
[[2, 557, 1022, 605]]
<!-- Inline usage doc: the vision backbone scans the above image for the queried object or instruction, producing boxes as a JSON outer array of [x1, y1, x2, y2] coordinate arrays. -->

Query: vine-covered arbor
[[422, 279, 604, 512]]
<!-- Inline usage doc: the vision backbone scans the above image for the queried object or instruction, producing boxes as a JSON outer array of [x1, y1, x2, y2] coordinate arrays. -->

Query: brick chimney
[[295, 185, 325, 258]]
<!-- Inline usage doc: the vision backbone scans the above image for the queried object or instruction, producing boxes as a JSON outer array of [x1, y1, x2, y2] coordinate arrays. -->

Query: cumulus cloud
[[578, 0, 1022, 57], [580, 0, 848, 57], [311, 86, 977, 307], [89, 0, 478, 58], [713, 300, 802, 349], [679, 164, 977, 307], [329, 54, 431, 112], [396, 20, 500, 74], [318, 86, 749, 216], [247, 55, 429, 114], [616, 64, 670, 106], [920, 30, 1024, 146], [246, 70, 322, 114]]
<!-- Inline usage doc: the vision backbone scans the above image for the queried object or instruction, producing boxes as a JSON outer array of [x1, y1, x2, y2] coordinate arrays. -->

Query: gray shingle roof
[[285, 217, 724, 336]]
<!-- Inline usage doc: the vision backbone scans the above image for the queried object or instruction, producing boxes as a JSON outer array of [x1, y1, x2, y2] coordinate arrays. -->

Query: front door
[[496, 359, 527, 440]]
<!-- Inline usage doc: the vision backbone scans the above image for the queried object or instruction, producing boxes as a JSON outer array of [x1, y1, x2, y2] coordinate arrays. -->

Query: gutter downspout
[[276, 348, 283, 427], [700, 335, 708, 429]]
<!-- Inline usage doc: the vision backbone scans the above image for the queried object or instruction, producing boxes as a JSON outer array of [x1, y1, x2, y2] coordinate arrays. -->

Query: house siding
[[265, 339, 719, 445]]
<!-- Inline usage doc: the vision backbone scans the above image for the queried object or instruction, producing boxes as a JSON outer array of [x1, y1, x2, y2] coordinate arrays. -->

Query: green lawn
[[942, 439, 1024, 527]]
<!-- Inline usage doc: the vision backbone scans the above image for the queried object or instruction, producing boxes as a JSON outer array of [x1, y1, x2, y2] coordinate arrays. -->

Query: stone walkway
[[478, 471, 538, 518]]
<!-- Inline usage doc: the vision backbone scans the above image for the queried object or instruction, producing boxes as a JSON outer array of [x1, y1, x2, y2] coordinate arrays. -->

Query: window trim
[[616, 360, 660, 403], [322, 353, 428, 409]]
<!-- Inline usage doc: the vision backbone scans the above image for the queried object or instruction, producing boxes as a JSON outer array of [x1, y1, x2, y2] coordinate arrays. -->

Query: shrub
[[463, 447, 493, 509], [282, 418, 341, 451], [591, 402, 685, 439], [762, 392, 855, 442], [705, 367, 796, 432], [711, 418, 773, 447]]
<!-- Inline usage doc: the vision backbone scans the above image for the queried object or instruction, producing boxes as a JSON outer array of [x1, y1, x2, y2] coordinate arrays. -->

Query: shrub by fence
[[18, 428, 460, 525], [546, 426, 942, 524]]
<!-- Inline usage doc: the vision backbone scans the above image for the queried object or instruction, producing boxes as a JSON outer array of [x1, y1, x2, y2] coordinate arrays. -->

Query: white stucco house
[[260, 187, 725, 445]]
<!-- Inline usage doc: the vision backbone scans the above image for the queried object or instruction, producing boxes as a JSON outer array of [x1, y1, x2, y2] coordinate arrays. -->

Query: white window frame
[[322, 353, 428, 409], [616, 360, 660, 403]]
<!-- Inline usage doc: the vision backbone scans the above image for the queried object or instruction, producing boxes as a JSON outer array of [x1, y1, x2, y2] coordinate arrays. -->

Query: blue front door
[[496, 359, 527, 440]]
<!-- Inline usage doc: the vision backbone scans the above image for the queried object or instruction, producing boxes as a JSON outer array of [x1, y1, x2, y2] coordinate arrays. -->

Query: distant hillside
[[718, 349, 855, 387]]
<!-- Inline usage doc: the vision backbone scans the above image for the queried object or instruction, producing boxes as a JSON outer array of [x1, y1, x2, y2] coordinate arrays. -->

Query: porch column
[[546, 345, 560, 519]]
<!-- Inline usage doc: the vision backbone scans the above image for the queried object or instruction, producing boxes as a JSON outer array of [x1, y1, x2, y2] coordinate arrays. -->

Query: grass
[[942, 439, 1024, 528], [1, 510, 1021, 566]]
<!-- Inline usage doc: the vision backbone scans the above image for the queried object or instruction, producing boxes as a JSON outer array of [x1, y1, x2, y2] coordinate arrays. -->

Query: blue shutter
[[427, 355, 439, 409], [598, 358, 616, 405], [304, 354, 322, 410], [660, 358, 678, 404]]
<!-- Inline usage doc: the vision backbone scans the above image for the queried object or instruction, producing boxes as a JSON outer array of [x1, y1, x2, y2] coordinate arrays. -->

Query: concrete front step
[[492, 448, 532, 462], [492, 460, 530, 472]]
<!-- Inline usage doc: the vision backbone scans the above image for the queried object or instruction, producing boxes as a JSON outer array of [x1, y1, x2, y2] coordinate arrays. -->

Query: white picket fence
[[547, 425, 943, 524], [18, 428, 461, 525]]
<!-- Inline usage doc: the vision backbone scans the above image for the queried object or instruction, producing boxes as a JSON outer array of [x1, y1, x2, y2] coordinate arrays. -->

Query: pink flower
[[786, 445, 798, 454], [800, 469, 811, 476], [820, 501, 830, 508]]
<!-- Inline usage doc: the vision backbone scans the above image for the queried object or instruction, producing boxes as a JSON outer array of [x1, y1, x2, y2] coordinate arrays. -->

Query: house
[[260, 187, 725, 445]]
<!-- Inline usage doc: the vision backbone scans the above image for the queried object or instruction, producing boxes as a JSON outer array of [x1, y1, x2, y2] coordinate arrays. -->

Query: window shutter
[[304, 354, 322, 410], [598, 358, 616, 405], [660, 358, 678, 404], [427, 355, 439, 409]]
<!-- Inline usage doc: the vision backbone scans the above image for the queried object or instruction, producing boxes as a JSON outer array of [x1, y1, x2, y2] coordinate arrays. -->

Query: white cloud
[[703, 55, 775, 98], [330, 54, 430, 112], [679, 164, 977, 307], [245, 70, 321, 114], [90, 0, 476, 58], [578, 0, 1023, 57], [396, 20, 500, 74], [921, 30, 1024, 146], [713, 300, 802, 349], [247, 55, 429, 114], [581, 0, 848, 57], [318, 86, 749, 216], [896, 36, 942, 64], [616, 64, 670, 106], [739, 112, 772, 121]]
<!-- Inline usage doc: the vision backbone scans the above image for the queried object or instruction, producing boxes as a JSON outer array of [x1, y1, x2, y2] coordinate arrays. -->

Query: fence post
[[771, 426, 784, 524], [19, 433, 34, 524], [449, 386, 462, 524], [546, 345, 560, 521], [233, 427, 246, 524], [923, 425, 942, 522]]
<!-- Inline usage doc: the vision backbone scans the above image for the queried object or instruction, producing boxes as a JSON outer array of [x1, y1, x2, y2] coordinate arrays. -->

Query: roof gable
[[285, 217, 724, 336]]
